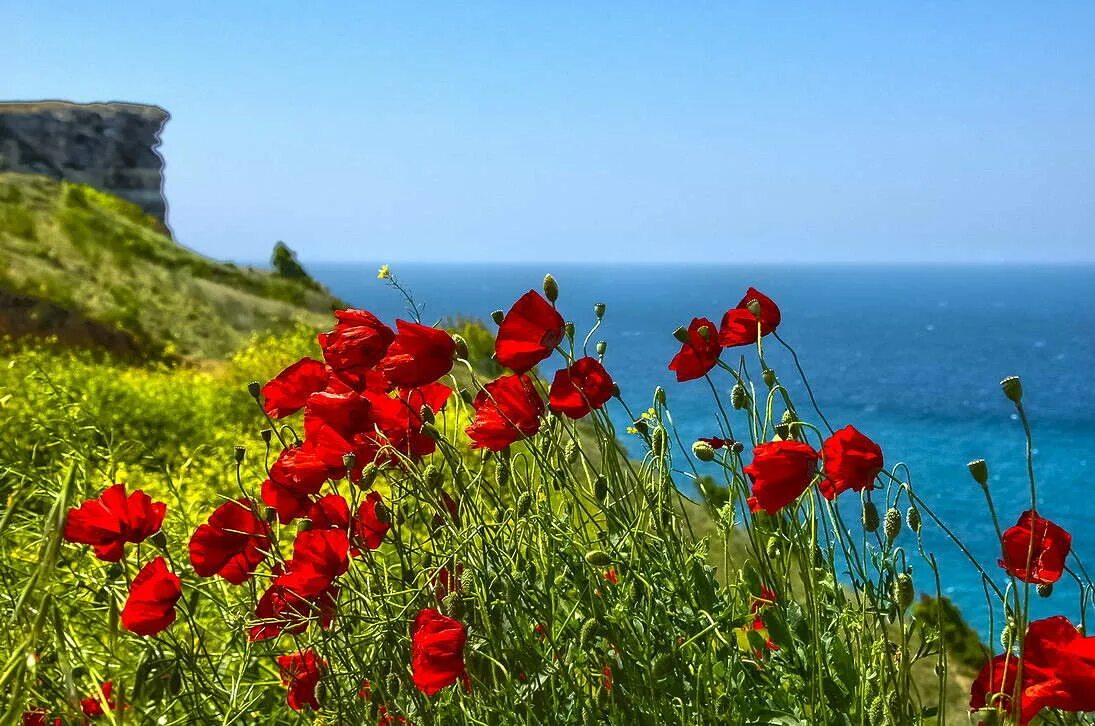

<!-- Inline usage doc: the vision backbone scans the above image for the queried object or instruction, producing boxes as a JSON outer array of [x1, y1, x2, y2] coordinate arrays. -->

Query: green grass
[[0, 172, 342, 359]]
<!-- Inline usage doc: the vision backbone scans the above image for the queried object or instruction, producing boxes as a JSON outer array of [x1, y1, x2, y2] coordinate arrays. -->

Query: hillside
[[0, 172, 340, 358]]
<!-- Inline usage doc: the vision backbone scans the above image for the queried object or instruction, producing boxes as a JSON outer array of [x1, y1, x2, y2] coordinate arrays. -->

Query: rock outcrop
[[0, 101, 169, 225]]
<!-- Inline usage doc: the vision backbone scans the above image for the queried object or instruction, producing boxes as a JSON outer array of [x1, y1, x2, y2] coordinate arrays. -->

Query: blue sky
[[6, 2, 1095, 264]]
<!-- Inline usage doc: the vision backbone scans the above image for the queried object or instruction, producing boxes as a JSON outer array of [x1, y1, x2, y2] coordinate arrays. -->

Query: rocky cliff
[[0, 101, 169, 225]]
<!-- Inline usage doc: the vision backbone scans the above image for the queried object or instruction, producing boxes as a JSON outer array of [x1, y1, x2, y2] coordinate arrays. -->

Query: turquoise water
[[308, 262, 1095, 635]]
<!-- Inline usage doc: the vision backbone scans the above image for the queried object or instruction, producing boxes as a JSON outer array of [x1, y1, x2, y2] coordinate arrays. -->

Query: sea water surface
[[308, 263, 1095, 635]]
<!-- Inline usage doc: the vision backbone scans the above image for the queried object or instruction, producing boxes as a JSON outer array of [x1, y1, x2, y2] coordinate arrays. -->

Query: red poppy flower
[[465, 374, 545, 451], [318, 308, 396, 386], [278, 650, 325, 712], [602, 664, 614, 690], [603, 568, 619, 585], [999, 510, 1072, 584], [379, 320, 456, 387], [751, 585, 778, 614], [411, 608, 468, 695], [818, 425, 884, 501], [430, 491, 461, 531], [495, 290, 565, 373], [303, 381, 374, 441], [275, 529, 350, 597], [261, 444, 332, 522], [668, 317, 721, 382], [121, 556, 181, 636], [22, 709, 60, 726], [362, 385, 451, 462], [262, 357, 330, 418], [80, 681, 117, 718], [718, 287, 781, 348], [354, 491, 392, 551], [63, 484, 166, 562], [744, 440, 819, 515], [189, 498, 269, 585], [249, 571, 339, 642], [548, 357, 615, 419]]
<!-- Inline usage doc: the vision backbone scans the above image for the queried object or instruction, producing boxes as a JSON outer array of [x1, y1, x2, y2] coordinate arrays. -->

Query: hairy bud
[[893, 573, 914, 610], [651, 427, 667, 458], [968, 459, 989, 487], [515, 492, 533, 518], [730, 384, 748, 410], [884, 507, 902, 542], [593, 476, 608, 502], [906, 505, 922, 533], [579, 617, 598, 647], [496, 459, 510, 487], [543, 273, 559, 303], [360, 463, 379, 489], [862, 501, 880, 532], [692, 440, 715, 462], [585, 550, 612, 567], [672, 326, 690, 344], [1000, 375, 1023, 404]]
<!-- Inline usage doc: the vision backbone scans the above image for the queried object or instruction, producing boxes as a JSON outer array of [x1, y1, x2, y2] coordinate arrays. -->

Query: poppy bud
[[460, 388, 475, 406], [234, 445, 246, 464], [651, 427, 666, 458], [543, 274, 559, 303], [419, 404, 435, 424], [1037, 582, 1054, 598], [342, 452, 356, 474], [441, 592, 464, 618], [906, 505, 922, 533], [654, 386, 667, 406], [374, 502, 392, 524], [692, 440, 715, 462], [579, 617, 598, 647], [893, 573, 914, 609], [360, 463, 379, 489], [672, 326, 690, 344], [385, 674, 401, 698], [967, 459, 989, 487], [496, 459, 510, 487], [884, 507, 902, 542], [149, 530, 167, 550], [564, 321, 575, 341], [731, 384, 747, 410], [1001, 619, 1016, 650], [862, 501, 880, 532], [1000, 375, 1022, 404], [420, 422, 441, 440], [453, 334, 469, 360], [762, 369, 776, 388], [596, 341, 607, 357], [260, 428, 273, 444], [745, 299, 762, 319], [515, 492, 532, 518], [585, 550, 612, 567], [491, 309, 505, 325], [593, 476, 608, 502], [766, 536, 781, 559], [594, 302, 606, 319], [869, 696, 885, 725], [425, 464, 443, 489], [247, 381, 261, 399]]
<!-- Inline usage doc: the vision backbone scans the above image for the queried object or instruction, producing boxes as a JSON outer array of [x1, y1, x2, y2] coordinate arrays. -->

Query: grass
[[0, 172, 342, 359]]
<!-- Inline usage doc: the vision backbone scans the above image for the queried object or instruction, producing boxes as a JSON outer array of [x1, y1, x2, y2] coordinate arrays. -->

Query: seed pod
[[906, 505, 922, 533], [1037, 582, 1054, 598], [692, 440, 715, 462], [491, 309, 505, 325], [968, 459, 989, 487], [515, 492, 532, 518], [543, 273, 559, 303], [731, 441, 744, 454], [893, 573, 914, 610], [419, 404, 435, 425], [593, 476, 608, 502], [585, 550, 612, 567], [260, 428, 272, 444], [234, 445, 246, 464], [781, 409, 795, 425], [730, 384, 748, 410], [247, 381, 261, 399], [564, 321, 575, 341], [774, 422, 790, 440], [596, 341, 607, 356], [884, 507, 902, 541], [745, 299, 762, 318], [862, 501, 880, 532], [593, 302, 606, 319], [1000, 375, 1023, 404], [762, 369, 776, 388]]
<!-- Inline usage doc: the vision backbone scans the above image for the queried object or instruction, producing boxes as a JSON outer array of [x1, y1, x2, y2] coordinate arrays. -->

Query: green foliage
[[0, 172, 342, 358], [271, 240, 318, 287]]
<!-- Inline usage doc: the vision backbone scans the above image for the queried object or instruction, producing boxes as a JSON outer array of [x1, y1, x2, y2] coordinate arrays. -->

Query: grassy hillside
[[0, 172, 340, 358]]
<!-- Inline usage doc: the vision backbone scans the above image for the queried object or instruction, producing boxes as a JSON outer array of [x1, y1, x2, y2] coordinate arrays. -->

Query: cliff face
[[0, 101, 169, 225]]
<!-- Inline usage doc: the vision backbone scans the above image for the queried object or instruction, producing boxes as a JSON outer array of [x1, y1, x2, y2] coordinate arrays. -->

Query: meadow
[[0, 271, 1090, 725]]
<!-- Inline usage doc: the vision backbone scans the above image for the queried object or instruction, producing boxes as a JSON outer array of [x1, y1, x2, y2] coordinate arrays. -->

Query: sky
[[5, 2, 1095, 264]]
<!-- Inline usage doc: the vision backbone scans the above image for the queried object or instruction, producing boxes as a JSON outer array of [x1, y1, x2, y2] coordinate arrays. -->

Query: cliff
[[0, 101, 169, 226]]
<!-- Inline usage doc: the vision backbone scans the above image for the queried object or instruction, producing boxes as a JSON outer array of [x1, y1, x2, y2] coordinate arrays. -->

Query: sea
[[308, 262, 1095, 637]]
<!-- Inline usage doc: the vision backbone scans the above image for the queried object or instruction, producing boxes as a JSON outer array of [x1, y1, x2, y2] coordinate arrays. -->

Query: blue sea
[[309, 263, 1095, 636]]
